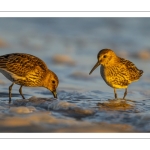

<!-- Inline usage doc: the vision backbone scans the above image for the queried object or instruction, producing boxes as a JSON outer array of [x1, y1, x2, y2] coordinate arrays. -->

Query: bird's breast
[[100, 65, 128, 89]]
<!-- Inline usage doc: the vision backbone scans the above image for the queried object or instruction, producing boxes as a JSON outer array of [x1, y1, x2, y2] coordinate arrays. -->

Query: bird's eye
[[52, 80, 55, 84], [103, 55, 107, 58]]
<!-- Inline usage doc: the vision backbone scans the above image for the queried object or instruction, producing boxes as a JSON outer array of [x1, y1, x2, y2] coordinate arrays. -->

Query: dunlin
[[0, 53, 59, 103], [89, 49, 143, 99]]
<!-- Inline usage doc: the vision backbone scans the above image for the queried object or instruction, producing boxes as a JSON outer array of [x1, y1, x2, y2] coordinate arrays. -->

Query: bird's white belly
[[0, 68, 24, 83]]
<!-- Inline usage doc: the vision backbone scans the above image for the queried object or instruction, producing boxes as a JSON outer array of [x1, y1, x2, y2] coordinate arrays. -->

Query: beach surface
[[0, 18, 150, 132]]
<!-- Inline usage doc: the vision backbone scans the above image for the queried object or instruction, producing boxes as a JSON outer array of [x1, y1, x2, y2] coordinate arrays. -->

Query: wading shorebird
[[89, 48, 143, 99], [0, 53, 59, 103]]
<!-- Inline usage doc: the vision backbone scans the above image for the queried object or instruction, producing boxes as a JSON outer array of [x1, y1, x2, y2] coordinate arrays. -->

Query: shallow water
[[0, 18, 150, 132]]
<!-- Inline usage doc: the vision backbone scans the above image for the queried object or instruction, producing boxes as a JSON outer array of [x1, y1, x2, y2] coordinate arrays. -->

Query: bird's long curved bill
[[89, 61, 100, 75], [52, 90, 57, 98]]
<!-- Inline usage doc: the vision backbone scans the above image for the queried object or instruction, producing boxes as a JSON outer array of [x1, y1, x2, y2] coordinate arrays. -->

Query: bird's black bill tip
[[52, 90, 57, 99], [89, 70, 93, 75], [89, 61, 100, 75]]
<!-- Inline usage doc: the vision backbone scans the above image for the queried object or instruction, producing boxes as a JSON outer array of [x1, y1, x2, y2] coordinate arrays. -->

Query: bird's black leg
[[114, 88, 117, 99], [123, 88, 127, 99], [9, 83, 14, 104], [19, 85, 25, 99]]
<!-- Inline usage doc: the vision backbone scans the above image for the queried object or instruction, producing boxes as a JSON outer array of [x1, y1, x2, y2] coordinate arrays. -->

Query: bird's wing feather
[[120, 58, 143, 80], [0, 53, 48, 77]]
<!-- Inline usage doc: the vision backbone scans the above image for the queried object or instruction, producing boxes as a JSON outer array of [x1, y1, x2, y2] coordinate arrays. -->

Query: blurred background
[[0, 18, 149, 90], [0, 18, 150, 132]]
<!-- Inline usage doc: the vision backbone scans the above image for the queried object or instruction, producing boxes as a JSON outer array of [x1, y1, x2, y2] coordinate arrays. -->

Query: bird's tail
[[140, 70, 143, 76], [0, 55, 8, 69]]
